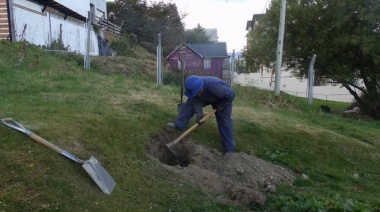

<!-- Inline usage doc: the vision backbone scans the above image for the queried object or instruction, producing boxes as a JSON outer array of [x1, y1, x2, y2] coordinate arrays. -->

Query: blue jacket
[[190, 76, 235, 110]]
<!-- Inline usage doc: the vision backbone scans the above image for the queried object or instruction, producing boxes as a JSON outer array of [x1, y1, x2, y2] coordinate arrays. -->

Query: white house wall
[[235, 71, 355, 103], [12, 2, 46, 44], [53, 0, 108, 20], [12, 0, 98, 55], [91, 0, 107, 18], [55, 0, 90, 18]]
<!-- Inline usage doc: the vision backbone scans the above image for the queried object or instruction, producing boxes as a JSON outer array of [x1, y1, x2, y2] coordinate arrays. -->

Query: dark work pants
[[175, 101, 236, 153]]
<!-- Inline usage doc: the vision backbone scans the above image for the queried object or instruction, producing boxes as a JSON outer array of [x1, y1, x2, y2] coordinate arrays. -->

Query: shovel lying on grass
[[1, 118, 116, 195], [166, 109, 217, 156]]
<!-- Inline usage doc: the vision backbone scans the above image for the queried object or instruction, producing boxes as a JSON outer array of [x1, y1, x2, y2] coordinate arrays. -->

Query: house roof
[[188, 42, 229, 58], [246, 20, 253, 30], [33, 0, 87, 22], [252, 14, 264, 22], [246, 14, 264, 30], [166, 42, 230, 59]]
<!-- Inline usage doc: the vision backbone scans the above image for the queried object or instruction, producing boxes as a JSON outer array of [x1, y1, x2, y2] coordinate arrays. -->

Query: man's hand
[[196, 107, 204, 125], [196, 115, 204, 126]]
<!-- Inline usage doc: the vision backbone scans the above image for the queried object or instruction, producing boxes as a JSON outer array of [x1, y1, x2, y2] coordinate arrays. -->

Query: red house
[[166, 42, 230, 79]]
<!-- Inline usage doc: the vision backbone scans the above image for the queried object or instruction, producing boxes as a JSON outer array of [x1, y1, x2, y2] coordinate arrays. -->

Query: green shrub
[[163, 69, 183, 86], [109, 39, 135, 57]]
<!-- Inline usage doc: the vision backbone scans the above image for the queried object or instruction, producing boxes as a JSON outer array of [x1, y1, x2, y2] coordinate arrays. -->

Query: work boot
[[166, 123, 181, 130], [223, 152, 233, 160]]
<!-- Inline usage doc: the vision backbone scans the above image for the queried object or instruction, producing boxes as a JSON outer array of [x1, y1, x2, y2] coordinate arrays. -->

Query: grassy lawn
[[0, 41, 379, 211]]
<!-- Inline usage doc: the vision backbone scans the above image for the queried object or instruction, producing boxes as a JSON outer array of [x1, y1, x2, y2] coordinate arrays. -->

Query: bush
[[163, 69, 183, 86], [139, 41, 156, 54], [109, 39, 135, 57]]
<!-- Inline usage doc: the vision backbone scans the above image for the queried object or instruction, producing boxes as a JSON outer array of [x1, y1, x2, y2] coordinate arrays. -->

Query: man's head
[[184, 75, 204, 99]]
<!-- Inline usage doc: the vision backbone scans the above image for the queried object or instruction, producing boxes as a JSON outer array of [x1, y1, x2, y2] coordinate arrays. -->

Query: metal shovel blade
[[82, 156, 116, 195]]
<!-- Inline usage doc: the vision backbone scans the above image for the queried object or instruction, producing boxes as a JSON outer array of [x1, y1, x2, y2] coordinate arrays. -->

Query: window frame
[[204, 58, 211, 70]]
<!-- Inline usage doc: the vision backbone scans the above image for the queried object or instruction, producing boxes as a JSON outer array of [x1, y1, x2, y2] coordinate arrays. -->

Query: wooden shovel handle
[[29, 133, 63, 154], [2, 118, 84, 163], [167, 109, 217, 148], [1, 118, 63, 154]]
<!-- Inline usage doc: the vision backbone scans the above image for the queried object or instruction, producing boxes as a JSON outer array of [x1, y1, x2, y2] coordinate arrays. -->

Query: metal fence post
[[6, 0, 16, 41], [230, 50, 235, 86], [307, 54, 317, 105], [157, 33, 162, 84], [84, 12, 91, 70]]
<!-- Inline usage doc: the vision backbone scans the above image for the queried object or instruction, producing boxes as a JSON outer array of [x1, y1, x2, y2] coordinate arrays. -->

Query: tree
[[244, 0, 380, 118], [107, 0, 148, 43], [144, 1, 185, 55], [183, 24, 212, 44], [107, 0, 186, 55], [106, 1, 119, 23]]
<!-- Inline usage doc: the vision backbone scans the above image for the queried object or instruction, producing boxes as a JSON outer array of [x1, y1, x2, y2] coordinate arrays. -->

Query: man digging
[[167, 75, 236, 155]]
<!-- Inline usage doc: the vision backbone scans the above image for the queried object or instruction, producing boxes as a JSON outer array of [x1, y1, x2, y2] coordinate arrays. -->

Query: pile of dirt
[[147, 129, 295, 206]]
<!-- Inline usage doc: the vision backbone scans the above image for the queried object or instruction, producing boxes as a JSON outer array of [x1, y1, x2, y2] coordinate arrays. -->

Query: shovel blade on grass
[[82, 156, 116, 195]]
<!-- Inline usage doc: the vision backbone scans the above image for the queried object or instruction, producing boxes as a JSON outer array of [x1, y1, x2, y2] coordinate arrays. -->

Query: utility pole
[[274, 0, 287, 96]]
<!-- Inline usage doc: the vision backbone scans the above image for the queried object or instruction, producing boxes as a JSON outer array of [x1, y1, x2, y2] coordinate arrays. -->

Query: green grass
[[0, 41, 379, 211]]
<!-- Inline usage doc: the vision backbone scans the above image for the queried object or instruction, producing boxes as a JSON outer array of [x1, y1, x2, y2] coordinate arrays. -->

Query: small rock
[[301, 174, 309, 179], [236, 168, 244, 175], [352, 173, 359, 179], [267, 185, 276, 193]]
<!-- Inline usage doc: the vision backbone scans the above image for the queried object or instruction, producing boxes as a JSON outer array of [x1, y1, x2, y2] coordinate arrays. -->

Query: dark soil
[[147, 128, 295, 206]]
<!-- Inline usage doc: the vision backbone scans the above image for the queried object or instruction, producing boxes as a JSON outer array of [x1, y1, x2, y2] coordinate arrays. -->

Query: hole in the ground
[[146, 128, 296, 207], [147, 128, 191, 167]]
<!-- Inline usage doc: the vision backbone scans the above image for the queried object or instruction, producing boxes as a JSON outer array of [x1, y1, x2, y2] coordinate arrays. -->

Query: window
[[177, 60, 185, 69], [204, 59, 211, 69]]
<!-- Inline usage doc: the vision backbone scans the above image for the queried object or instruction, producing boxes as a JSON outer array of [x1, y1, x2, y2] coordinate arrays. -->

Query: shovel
[[166, 109, 217, 156], [1, 118, 116, 195]]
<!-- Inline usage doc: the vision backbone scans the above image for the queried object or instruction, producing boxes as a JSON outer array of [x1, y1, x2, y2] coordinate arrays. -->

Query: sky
[[106, 0, 270, 53], [150, 0, 270, 53]]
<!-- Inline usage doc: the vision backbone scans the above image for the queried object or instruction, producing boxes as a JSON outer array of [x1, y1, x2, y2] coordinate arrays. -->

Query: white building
[[2, 0, 120, 55], [235, 69, 354, 103]]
